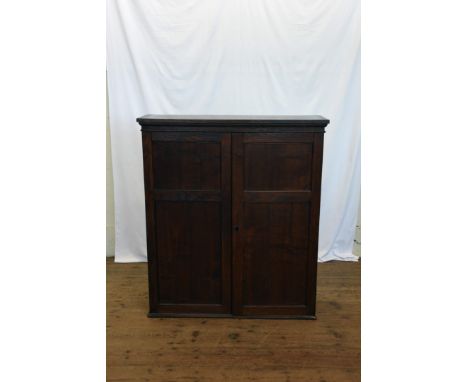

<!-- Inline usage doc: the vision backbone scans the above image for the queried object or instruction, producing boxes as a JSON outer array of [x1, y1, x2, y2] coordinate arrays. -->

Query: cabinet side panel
[[142, 132, 158, 312], [307, 133, 324, 316]]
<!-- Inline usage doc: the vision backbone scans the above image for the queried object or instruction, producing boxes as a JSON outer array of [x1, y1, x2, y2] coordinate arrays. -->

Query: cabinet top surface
[[137, 114, 329, 130]]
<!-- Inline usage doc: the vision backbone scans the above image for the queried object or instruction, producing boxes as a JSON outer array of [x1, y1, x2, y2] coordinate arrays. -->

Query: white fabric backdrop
[[107, 0, 360, 263]]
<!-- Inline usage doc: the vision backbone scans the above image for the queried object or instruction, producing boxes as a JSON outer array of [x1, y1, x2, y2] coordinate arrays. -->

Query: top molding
[[137, 115, 329, 132]]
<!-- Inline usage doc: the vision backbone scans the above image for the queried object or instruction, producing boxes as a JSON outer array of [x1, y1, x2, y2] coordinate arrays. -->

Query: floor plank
[[107, 260, 360, 382]]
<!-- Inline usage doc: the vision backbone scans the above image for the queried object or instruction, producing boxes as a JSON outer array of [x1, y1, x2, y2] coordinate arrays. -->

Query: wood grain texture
[[232, 133, 320, 317], [138, 115, 330, 133], [107, 259, 361, 382], [137, 114, 330, 127], [155, 202, 222, 305], [139, 117, 327, 319], [244, 142, 313, 191], [147, 132, 231, 315], [307, 133, 325, 315], [153, 140, 221, 190], [141, 132, 157, 313], [241, 203, 310, 307]]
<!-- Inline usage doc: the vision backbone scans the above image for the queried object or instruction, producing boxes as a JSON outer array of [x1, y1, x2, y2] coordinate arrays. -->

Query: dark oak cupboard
[[137, 115, 329, 319]]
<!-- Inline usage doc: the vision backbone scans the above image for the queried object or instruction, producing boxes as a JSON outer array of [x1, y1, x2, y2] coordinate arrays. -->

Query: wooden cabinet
[[137, 115, 329, 319]]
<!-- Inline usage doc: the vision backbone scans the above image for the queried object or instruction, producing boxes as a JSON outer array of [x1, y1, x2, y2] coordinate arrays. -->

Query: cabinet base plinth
[[148, 312, 317, 320]]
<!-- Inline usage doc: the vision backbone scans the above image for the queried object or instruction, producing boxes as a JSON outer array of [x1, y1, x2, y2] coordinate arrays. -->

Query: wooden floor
[[107, 259, 360, 382]]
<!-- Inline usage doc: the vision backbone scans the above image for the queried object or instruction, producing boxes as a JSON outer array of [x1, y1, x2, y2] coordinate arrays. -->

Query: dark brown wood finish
[[232, 133, 322, 318], [144, 131, 232, 315], [138, 115, 329, 319], [141, 132, 157, 313]]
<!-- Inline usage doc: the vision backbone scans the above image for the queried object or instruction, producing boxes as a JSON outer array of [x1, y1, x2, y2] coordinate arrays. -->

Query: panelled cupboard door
[[232, 133, 324, 318], [142, 132, 232, 316]]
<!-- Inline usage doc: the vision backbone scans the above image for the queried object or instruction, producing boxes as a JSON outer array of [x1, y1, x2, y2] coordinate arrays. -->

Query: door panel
[[232, 133, 323, 317], [244, 142, 312, 190], [156, 202, 222, 304], [241, 202, 309, 306], [143, 132, 231, 315], [153, 141, 221, 190]]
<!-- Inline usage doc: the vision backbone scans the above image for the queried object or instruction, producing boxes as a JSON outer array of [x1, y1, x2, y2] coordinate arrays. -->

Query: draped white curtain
[[107, 0, 360, 262]]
